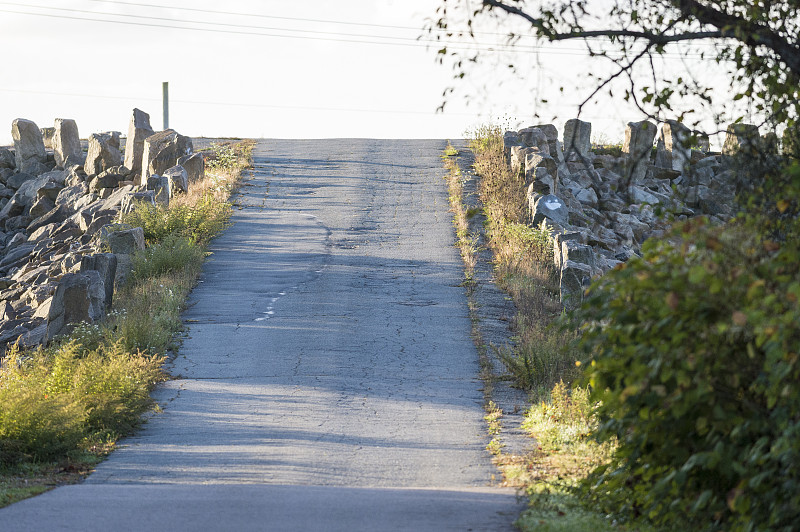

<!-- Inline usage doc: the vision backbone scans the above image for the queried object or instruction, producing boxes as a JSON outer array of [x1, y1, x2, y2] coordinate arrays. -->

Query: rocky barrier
[[0, 109, 205, 352], [504, 119, 781, 307]]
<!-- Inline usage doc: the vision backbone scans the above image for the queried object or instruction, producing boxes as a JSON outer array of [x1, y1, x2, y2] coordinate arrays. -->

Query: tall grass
[[467, 125, 578, 393], [0, 140, 253, 505]]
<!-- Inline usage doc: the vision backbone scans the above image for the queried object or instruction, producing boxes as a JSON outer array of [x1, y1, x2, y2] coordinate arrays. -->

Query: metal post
[[162, 82, 169, 130]]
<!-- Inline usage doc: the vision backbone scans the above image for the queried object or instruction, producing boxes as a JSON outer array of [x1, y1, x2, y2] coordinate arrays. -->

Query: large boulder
[[53, 118, 84, 169], [141, 129, 193, 185], [623, 120, 657, 184], [12, 119, 47, 173], [84, 132, 122, 177], [163, 165, 189, 195], [147, 175, 171, 206], [722, 123, 761, 156], [0, 148, 16, 170], [98, 224, 145, 254], [80, 253, 117, 312], [563, 119, 592, 159], [656, 120, 691, 172], [45, 271, 106, 341], [123, 108, 155, 175], [178, 152, 205, 183], [530, 193, 569, 228]]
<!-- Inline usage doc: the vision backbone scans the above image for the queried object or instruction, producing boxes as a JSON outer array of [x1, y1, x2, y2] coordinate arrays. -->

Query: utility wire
[[0, 0, 712, 57], [0, 3, 710, 58]]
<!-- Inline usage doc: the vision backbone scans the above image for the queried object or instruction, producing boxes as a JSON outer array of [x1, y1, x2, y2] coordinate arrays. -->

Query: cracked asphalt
[[0, 139, 523, 531]]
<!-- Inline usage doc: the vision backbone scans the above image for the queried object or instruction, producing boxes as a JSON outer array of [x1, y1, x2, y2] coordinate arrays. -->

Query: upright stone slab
[[178, 152, 205, 183], [45, 270, 106, 341], [623, 120, 656, 183], [53, 118, 83, 169], [534, 124, 564, 164], [123, 108, 155, 176], [563, 119, 592, 159], [11, 118, 47, 173], [40, 127, 55, 149], [80, 253, 117, 312], [655, 120, 691, 173], [722, 123, 760, 156], [163, 165, 189, 195], [141, 129, 193, 185], [84, 132, 122, 177]]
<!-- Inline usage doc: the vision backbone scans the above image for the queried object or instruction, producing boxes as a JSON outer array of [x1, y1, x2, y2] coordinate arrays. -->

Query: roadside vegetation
[[454, 122, 800, 531], [0, 140, 254, 507]]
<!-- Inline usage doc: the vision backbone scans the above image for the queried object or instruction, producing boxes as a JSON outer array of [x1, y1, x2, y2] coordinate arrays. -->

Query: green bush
[[121, 195, 231, 246], [572, 216, 800, 530], [0, 341, 164, 464], [130, 234, 205, 282]]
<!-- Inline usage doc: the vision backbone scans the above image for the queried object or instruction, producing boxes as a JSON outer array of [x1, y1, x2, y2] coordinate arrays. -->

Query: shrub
[[121, 195, 231, 246], [573, 216, 800, 530], [129, 234, 205, 282]]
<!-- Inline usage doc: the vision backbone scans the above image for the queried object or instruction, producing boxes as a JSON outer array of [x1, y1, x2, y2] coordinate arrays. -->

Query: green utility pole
[[162, 82, 169, 130]]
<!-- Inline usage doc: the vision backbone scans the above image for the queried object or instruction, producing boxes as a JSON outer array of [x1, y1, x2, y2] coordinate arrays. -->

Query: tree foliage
[[429, 0, 799, 130]]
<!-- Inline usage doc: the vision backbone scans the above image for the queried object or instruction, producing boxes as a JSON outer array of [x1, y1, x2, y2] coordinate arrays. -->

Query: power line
[[0, 2, 714, 58], [89, 0, 430, 33]]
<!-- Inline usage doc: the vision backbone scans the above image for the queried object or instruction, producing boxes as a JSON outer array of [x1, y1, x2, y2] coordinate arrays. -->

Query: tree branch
[[674, 0, 800, 78]]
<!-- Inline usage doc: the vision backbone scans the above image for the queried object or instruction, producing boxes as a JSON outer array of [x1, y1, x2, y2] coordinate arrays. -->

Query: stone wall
[[0, 109, 205, 352], [504, 119, 775, 308]]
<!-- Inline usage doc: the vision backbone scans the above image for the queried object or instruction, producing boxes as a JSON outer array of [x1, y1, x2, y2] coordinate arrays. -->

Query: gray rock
[[623, 120, 657, 184], [40, 127, 55, 149], [560, 260, 593, 309], [80, 253, 117, 312], [523, 153, 558, 194], [560, 240, 595, 269], [531, 194, 569, 228], [123, 108, 155, 176], [141, 129, 193, 184], [178, 153, 205, 183], [0, 242, 34, 270], [89, 165, 131, 193], [53, 118, 84, 169], [28, 196, 55, 219], [120, 190, 156, 215], [45, 270, 106, 341], [12, 118, 47, 172], [84, 132, 122, 177], [518, 127, 550, 154], [147, 175, 171, 206], [722, 123, 760, 156], [164, 165, 189, 195], [0, 148, 15, 170], [658, 121, 691, 172], [6, 171, 34, 191], [98, 224, 145, 254], [26, 205, 72, 237], [0, 195, 25, 219], [563, 119, 592, 159]]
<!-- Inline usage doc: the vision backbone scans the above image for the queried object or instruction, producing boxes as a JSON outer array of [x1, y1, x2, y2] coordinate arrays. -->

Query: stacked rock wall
[[505, 119, 775, 308], [0, 109, 205, 352]]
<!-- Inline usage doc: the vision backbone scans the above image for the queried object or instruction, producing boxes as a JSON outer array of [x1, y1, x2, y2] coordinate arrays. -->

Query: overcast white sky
[[0, 0, 736, 145]]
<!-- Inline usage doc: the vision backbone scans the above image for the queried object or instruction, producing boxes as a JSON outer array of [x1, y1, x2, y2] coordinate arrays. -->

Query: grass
[[0, 140, 254, 507], [467, 125, 578, 393], [457, 125, 658, 529]]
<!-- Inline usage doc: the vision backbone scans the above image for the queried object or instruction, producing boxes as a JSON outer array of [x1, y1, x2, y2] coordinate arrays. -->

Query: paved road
[[0, 139, 523, 531]]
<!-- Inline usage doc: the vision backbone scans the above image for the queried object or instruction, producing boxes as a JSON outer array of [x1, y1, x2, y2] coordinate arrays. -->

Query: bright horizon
[[1, 0, 739, 148]]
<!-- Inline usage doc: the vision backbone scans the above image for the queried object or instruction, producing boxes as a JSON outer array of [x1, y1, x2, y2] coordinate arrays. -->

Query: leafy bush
[[121, 194, 231, 246], [573, 216, 800, 530], [130, 234, 205, 282], [0, 341, 164, 464]]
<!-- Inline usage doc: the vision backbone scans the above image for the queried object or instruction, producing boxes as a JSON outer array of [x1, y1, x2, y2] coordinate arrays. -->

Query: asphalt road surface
[[0, 139, 523, 531]]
